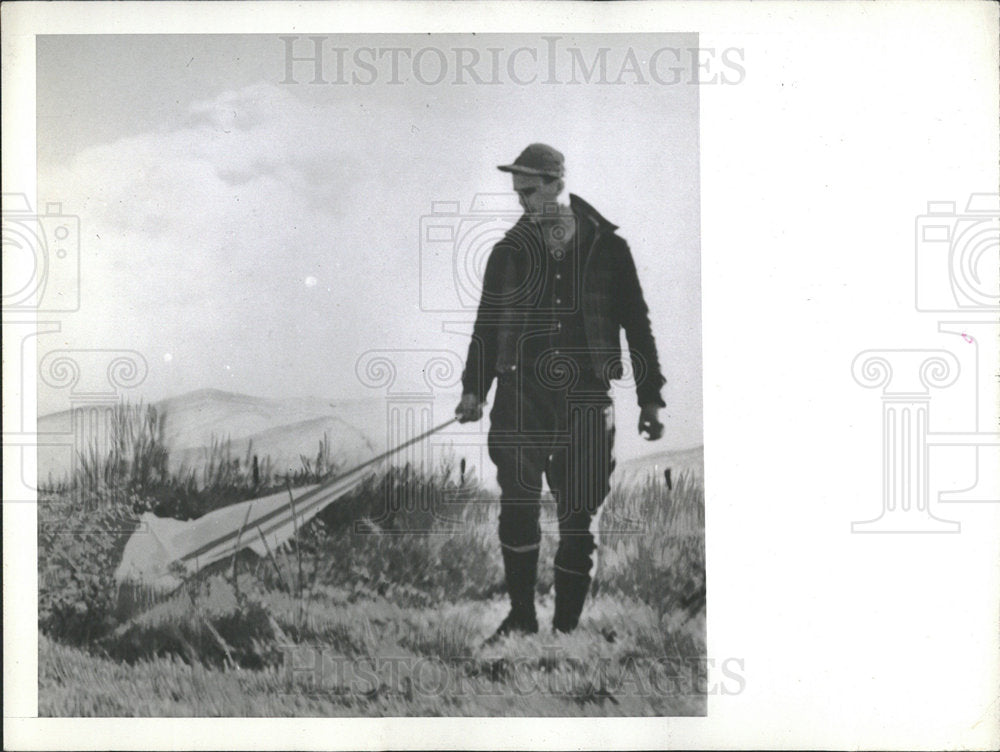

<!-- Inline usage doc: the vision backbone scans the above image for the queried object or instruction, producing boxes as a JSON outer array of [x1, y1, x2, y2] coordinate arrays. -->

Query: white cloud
[[40, 81, 414, 401], [39, 72, 703, 451]]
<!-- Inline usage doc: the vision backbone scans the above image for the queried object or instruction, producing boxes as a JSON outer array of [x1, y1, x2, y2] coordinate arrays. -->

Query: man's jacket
[[461, 194, 666, 408]]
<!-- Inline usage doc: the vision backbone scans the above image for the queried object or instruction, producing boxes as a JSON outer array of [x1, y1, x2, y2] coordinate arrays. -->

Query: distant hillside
[[169, 412, 383, 476], [36, 388, 395, 484], [36, 388, 703, 490], [615, 445, 704, 484]]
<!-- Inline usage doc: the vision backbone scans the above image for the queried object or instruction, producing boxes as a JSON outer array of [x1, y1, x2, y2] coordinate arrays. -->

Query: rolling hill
[[36, 388, 703, 490]]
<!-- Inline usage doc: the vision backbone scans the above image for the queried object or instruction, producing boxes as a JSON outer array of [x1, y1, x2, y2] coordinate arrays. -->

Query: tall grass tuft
[[598, 468, 706, 619], [38, 398, 706, 713], [42, 400, 340, 519], [69, 402, 170, 509]]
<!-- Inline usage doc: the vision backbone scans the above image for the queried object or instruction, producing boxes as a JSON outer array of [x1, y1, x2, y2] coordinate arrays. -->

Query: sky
[[36, 33, 703, 451]]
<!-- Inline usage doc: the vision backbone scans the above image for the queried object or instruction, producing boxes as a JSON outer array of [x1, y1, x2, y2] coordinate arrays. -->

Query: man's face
[[512, 173, 562, 220]]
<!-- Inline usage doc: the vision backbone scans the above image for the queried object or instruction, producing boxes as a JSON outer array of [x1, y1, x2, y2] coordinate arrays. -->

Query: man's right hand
[[455, 393, 484, 423]]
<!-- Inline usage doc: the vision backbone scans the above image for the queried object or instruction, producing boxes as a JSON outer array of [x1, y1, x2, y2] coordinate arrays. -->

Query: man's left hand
[[638, 404, 664, 441]]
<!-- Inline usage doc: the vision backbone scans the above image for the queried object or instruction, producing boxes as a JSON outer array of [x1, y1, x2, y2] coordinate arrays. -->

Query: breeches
[[487, 373, 616, 577]]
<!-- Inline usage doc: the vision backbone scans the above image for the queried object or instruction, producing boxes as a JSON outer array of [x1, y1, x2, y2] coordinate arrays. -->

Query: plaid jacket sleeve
[[615, 240, 667, 408], [461, 244, 507, 402]]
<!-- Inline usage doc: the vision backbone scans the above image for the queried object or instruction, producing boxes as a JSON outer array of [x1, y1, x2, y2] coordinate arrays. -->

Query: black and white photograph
[[28, 31, 707, 716], [3, 1, 998, 749]]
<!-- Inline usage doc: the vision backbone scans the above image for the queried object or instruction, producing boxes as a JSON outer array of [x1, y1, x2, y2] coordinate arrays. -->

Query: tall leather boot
[[552, 565, 592, 633], [487, 547, 539, 643]]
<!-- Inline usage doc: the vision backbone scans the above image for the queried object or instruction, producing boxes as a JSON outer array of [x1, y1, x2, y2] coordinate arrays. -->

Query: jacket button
[[555, 297, 561, 304]]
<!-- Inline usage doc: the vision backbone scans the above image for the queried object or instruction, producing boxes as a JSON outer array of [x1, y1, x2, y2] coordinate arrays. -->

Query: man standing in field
[[456, 144, 666, 639]]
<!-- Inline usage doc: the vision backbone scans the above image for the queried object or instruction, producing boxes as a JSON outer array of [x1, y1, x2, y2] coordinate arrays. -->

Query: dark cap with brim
[[497, 143, 565, 178]]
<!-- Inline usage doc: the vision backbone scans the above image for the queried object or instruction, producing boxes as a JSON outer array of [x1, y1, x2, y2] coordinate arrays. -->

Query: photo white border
[[4, 1, 999, 750]]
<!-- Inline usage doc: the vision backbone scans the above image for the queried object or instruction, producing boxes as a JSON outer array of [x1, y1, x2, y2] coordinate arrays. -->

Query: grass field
[[37, 403, 706, 716]]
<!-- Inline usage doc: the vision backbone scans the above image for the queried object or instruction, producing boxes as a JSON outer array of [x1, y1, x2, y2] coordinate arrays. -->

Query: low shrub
[[38, 497, 140, 645]]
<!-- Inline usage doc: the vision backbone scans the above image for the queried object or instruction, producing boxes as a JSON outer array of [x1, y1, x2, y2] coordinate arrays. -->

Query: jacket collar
[[569, 193, 619, 233], [504, 194, 618, 247]]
